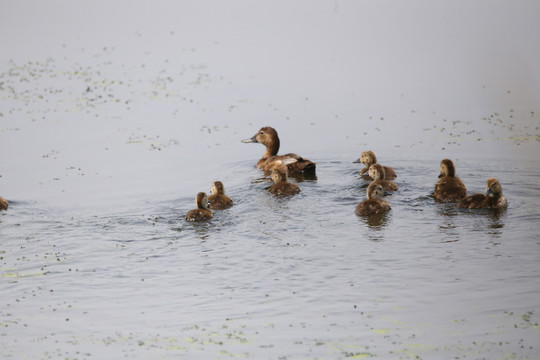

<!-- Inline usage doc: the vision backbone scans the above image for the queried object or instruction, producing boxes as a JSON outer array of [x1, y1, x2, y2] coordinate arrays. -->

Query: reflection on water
[[359, 212, 391, 229]]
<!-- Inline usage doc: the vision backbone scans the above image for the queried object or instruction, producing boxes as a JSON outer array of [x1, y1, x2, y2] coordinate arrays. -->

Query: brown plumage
[[208, 181, 233, 210], [268, 162, 300, 196], [185, 192, 213, 222], [457, 178, 507, 209], [368, 164, 398, 193], [434, 159, 467, 202], [353, 150, 396, 180], [0, 197, 8, 211], [355, 183, 391, 216], [242, 126, 316, 176]]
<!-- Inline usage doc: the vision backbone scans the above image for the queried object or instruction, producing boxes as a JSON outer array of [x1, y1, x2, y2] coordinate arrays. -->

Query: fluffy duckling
[[185, 192, 213, 222], [434, 159, 467, 202], [0, 197, 8, 211], [242, 126, 316, 175], [355, 183, 391, 216], [268, 162, 300, 196], [353, 150, 396, 179], [368, 164, 398, 193], [457, 178, 507, 209], [208, 181, 233, 210]]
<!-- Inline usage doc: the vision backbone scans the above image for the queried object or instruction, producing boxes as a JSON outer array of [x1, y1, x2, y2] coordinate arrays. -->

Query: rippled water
[[2, 1, 540, 359], [2, 155, 540, 359]]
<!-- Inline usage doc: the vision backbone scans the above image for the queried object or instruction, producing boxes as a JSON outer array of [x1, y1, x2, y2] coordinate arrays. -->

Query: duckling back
[[434, 176, 467, 202], [268, 182, 300, 196], [355, 198, 391, 216]]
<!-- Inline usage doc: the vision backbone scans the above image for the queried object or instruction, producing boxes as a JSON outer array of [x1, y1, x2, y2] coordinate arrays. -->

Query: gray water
[[2, 1, 540, 359]]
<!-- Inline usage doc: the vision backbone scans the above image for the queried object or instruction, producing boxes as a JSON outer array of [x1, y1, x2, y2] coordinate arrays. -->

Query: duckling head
[[368, 164, 386, 181], [439, 159, 456, 178], [353, 150, 376, 166], [485, 178, 502, 196], [211, 181, 225, 196], [196, 192, 210, 209], [366, 182, 385, 200], [271, 162, 288, 184]]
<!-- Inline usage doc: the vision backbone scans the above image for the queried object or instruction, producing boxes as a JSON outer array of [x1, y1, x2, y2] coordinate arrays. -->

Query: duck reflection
[[358, 212, 391, 242]]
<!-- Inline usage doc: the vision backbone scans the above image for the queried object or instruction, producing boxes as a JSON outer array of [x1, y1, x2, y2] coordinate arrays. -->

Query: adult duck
[[242, 126, 316, 176]]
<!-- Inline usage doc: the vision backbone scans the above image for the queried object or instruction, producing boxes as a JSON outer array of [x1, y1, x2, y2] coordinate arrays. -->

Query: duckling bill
[[242, 126, 316, 176]]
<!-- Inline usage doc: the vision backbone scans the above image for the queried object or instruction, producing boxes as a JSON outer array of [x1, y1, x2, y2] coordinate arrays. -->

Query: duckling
[[353, 150, 396, 179], [0, 197, 8, 211], [355, 183, 391, 216], [434, 159, 467, 202], [268, 162, 300, 196], [368, 164, 398, 193], [185, 192, 213, 222], [208, 181, 233, 210], [457, 178, 507, 209], [242, 126, 316, 175]]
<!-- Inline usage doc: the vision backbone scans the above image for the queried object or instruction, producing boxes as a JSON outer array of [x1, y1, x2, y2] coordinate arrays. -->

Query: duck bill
[[485, 188, 493, 196], [438, 173, 444, 178], [241, 135, 258, 143], [352, 158, 362, 163]]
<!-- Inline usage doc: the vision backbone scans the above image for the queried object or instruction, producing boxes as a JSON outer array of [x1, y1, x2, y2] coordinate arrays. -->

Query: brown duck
[[242, 126, 316, 176]]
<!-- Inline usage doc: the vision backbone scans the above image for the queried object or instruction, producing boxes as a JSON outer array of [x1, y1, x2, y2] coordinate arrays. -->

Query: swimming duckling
[[242, 126, 316, 175], [185, 192, 213, 222], [355, 183, 391, 216], [368, 164, 398, 193], [208, 181, 233, 210], [353, 150, 396, 179], [434, 159, 467, 202], [457, 178, 507, 209], [0, 197, 8, 211], [268, 162, 300, 196]]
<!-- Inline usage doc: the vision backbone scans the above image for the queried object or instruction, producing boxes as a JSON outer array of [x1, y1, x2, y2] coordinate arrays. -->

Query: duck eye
[[259, 131, 264, 135]]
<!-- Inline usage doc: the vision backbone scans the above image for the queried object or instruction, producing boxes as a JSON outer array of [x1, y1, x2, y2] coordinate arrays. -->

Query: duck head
[[242, 126, 280, 157], [196, 192, 210, 209], [270, 161, 288, 184], [210, 181, 225, 196], [439, 159, 456, 178], [366, 182, 385, 200], [353, 151, 376, 166], [485, 178, 502, 196], [368, 164, 386, 181]]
